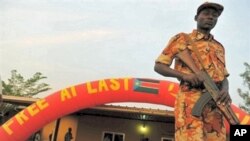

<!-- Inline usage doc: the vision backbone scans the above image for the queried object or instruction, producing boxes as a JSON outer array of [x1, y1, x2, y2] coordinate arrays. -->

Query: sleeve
[[215, 42, 230, 77], [223, 49, 230, 77], [224, 51, 230, 77], [221, 43, 230, 77], [224, 68, 229, 77], [155, 33, 187, 65]]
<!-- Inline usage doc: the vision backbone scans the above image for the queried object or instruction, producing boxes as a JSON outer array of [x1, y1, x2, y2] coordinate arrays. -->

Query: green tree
[[0, 70, 50, 123], [238, 62, 250, 114], [2, 70, 50, 96]]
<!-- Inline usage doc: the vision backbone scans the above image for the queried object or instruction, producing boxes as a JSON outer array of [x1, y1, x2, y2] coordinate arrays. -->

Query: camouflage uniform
[[156, 30, 229, 141]]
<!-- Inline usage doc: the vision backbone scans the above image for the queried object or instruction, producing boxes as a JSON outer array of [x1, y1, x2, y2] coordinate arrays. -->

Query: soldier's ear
[[194, 15, 198, 21]]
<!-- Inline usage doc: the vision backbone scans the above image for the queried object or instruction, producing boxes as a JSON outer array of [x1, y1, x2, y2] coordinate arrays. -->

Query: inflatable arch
[[0, 78, 249, 141]]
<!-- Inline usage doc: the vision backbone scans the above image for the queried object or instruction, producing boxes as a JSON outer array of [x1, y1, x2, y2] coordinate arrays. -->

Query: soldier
[[154, 2, 230, 141]]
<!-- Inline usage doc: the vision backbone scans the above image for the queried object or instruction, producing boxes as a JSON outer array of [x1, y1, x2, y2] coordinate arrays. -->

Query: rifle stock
[[176, 49, 240, 125]]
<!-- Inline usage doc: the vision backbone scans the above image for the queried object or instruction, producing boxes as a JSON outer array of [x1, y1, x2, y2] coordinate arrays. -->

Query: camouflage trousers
[[174, 90, 226, 141]]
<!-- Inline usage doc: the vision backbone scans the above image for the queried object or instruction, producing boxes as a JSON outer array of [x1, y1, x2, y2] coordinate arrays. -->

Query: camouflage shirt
[[156, 30, 229, 82]]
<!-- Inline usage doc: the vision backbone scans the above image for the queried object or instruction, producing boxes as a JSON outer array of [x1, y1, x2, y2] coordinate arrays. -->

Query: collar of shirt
[[191, 30, 214, 41]]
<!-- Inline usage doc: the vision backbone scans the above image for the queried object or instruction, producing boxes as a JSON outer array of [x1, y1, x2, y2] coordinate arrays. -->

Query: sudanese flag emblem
[[133, 78, 160, 94]]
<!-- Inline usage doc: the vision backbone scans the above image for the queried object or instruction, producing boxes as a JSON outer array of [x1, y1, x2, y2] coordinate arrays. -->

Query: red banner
[[0, 78, 249, 141]]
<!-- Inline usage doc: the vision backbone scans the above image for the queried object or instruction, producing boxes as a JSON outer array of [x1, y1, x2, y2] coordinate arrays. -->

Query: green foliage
[[0, 70, 50, 123], [2, 70, 50, 97], [238, 62, 250, 114]]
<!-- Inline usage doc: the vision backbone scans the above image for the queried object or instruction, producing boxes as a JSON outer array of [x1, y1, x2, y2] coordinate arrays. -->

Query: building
[[1, 95, 175, 141]]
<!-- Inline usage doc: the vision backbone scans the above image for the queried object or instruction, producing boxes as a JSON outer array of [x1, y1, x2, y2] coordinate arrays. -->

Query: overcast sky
[[1, 0, 250, 109]]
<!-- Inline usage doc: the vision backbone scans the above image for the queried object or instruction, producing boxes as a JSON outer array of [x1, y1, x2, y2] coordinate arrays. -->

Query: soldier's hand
[[182, 72, 204, 87], [216, 89, 232, 106]]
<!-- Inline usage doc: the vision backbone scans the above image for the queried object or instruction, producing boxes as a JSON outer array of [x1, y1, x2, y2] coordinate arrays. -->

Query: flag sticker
[[133, 78, 160, 94]]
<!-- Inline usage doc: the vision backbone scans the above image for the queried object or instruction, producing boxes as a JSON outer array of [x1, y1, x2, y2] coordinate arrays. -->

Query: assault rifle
[[176, 49, 240, 125]]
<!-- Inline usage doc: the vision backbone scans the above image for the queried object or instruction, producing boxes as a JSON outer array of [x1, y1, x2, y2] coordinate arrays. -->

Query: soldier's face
[[195, 8, 219, 30]]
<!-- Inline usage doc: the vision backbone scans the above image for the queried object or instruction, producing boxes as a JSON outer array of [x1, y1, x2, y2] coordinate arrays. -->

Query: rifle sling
[[183, 34, 206, 71]]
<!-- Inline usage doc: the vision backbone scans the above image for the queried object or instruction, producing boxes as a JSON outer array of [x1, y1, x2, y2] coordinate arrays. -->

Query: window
[[102, 131, 125, 141], [161, 137, 174, 141]]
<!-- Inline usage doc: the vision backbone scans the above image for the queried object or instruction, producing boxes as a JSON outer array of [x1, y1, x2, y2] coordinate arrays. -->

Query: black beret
[[197, 2, 224, 16]]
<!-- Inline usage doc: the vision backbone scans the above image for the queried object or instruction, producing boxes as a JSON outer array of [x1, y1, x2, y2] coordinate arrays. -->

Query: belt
[[180, 81, 222, 91]]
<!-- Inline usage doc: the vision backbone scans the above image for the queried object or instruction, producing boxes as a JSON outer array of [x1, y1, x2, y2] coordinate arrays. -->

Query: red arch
[[0, 78, 249, 141]]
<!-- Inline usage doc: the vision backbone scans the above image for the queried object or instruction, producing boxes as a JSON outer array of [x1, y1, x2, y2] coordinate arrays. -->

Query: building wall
[[75, 115, 174, 141], [57, 116, 79, 141], [41, 120, 56, 141], [40, 115, 79, 141]]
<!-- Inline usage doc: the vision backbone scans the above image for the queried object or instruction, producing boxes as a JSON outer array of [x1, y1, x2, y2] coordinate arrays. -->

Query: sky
[[1, 0, 250, 109]]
